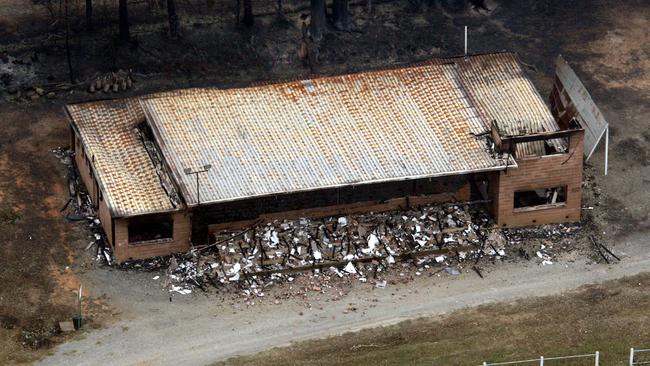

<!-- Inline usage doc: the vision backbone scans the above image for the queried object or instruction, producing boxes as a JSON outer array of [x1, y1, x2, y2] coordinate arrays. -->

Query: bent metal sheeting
[[141, 62, 512, 207]]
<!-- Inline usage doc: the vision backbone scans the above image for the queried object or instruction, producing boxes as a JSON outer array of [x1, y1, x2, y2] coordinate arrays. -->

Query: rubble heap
[[166, 204, 507, 295], [53, 147, 113, 264]]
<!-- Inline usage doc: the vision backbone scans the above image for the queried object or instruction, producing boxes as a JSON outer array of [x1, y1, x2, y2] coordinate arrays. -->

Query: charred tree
[[65, 0, 74, 83], [332, 0, 351, 31], [167, 0, 180, 38], [119, 0, 130, 41], [85, 0, 92, 31], [310, 0, 327, 41], [242, 0, 254, 27], [441, 0, 466, 12]]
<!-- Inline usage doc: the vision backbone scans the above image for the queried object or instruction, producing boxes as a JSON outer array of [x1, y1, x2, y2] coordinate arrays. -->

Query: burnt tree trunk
[[242, 0, 253, 27], [310, 0, 327, 41], [332, 0, 351, 31], [119, 0, 130, 41], [65, 0, 74, 83], [167, 0, 179, 38], [441, 0, 466, 12], [85, 0, 92, 31]]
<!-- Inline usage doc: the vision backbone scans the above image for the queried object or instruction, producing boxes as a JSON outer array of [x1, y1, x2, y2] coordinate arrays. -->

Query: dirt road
[[37, 232, 648, 366]]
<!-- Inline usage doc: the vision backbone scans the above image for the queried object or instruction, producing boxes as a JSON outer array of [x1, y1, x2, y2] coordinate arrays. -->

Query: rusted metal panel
[[140, 58, 522, 207], [552, 55, 609, 160], [449, 53, 565, 157], [66, 100, 180, 217]]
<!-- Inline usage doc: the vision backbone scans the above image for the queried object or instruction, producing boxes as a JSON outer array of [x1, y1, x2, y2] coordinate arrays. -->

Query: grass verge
[[219, 273, 650, 366]]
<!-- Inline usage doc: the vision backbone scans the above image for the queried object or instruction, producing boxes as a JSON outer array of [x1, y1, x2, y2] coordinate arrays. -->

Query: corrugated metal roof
[[446, 53, 564, 156], [141, 60, 513, 207], [66, 99, 179, 217], [68, 52, 559, 216]]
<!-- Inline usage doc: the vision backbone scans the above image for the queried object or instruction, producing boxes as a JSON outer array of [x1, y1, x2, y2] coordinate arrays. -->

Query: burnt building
[[66, 52, 586, 263]]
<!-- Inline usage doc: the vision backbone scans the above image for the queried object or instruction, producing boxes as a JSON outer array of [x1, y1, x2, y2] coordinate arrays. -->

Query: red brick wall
[[113, 211, 192, 262], [491, 130, 584, 227]]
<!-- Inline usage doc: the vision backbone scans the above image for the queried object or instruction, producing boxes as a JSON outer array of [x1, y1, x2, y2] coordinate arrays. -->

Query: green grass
[[219, 273, 650, 366]]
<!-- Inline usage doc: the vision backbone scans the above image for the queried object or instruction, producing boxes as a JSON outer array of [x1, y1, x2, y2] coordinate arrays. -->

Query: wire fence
[[481, 347, 650, 366], [630, 348, 650, 366], [481, 352, 600, 366]]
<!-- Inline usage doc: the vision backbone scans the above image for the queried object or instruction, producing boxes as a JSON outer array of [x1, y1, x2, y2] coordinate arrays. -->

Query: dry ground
[[0, 0, 649, 364], [218, 273, 650, 366]]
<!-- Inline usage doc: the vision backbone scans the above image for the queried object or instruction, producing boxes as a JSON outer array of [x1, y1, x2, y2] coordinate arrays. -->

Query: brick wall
[[113, 211, 191, 262], [491, 130, 584, 227]]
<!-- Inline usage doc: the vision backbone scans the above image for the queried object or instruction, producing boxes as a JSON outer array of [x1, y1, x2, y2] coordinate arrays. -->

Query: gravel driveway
[[37, 233, 648, 366]]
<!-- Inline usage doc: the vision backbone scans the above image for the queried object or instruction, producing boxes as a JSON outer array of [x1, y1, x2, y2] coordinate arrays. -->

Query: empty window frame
[[513, 186, 567, 211], [128, 215, 174, 243]]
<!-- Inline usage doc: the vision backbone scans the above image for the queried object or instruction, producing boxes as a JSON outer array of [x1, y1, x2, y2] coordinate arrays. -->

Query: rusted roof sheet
[[141, 61, 513, 207], [66, 99, 179, 217], [552, 54, 608, 160], [67, 52, 557, 215], [448, 53, 564, 157]]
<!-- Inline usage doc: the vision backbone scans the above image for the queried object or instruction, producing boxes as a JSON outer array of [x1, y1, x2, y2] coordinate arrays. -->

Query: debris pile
[[503, 222, 585, 265], [53, 147, 113, 264], [165, 204, 509, 295]]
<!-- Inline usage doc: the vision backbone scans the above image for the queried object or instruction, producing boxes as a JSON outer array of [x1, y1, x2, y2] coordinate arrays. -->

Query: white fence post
[[595, 351, 599, 366], [540, 356, 544, 366], [630, 348, 634, 366]]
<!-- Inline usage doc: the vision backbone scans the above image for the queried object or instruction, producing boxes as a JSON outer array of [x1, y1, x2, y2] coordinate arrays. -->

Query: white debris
[[171, 286, 192, 295], [337, 217, 348, 226], [330, 266, 344, 278], [362, 234, 379, 254], [152, 275, 160, 280], [270, 231, 279, 245], [343, 262, 357, 274], [435, 255, 446, 263], [387, 255, 396, 264]]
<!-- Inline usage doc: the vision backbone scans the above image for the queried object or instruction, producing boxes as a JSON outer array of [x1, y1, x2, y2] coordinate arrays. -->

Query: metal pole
[[540, 356, 544, 366], [464, 25, 468, 56], [630, 348, 635, 366], [595, 351, 599, 366], [604, 126, 609, 175], [195, 172, 200, 205]]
